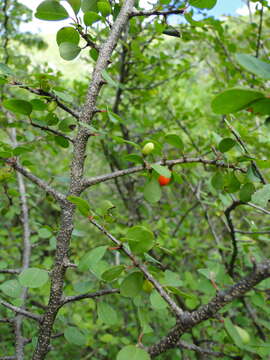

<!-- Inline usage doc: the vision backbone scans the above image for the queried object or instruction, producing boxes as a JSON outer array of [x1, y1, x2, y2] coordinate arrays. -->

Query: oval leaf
[[151, 164, 171, 178], [236, 54, 270, 80], [101, 265, 125, 282], [117, 345, 150, 360], [56, 27, 80, 45], [59, 42, 81, 61], [218, 138, 236, 153], [35, 0, 69, 21], [212, 89, 264, 114], [64, 326, 86, 346], [84, 11, 102, 25], [3, 99, 32, 116], [18, 268, 49, 288], [189, 0, 217, 9], [144, 178, 162, 203], [120, 272, 144, 298], [97, 302, 118, 325], [0, 280, 23, 298], [164, 134, 184, 151], [126, 226, 155, 254], [78, 245, 107, 271]]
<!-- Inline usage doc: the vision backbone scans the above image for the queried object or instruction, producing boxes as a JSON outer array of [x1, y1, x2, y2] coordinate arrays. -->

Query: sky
[[19, 0, 262, 34]]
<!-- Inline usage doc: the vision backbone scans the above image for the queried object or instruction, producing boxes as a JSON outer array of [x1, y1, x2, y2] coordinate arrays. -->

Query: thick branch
[[148, 260, 270, 357], [82, 157, 245, 190]]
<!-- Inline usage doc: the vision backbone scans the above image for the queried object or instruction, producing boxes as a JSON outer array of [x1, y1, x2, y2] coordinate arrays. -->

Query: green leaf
[[164, 134, 184, 151], [82, 0, 98, 12], [120, 272, 144, 297], [150, 290, 167, 310], [236, 54, 270, 80], [189, 0, 217, 9], [97, 1, 111, 16], [3, 99, 32, 116], [90, 48, 99, 61], [250, 98, 270, 115], [66, 0, 81, 14], [117, 345, 150, 360], [30, 99, 47, 111], [211, 172, 224, 190], [101, 265, 125, 282], [239, 183, 255, 202], [35, 0, 69, 21], [151, 164, 171, 178], [59, 42, 81, 61], [126, 226, 155, 254], [84, 11, 102, 25], [54, 135, 69, 148], [107, 110, 123, 124], [0, 63, 15, 76], [78, 245, 107, 271], [18, 268, 49, 288], [56, 27, 80, 45], [144, 178, 162, 203], [0, 280, 23, 298], [218, 138, 236, 153], [73, 280, 94, 293], [251, 184, 270, 207], [212, 89, 264, 114], [163, 270, 183, 287], [97, 302, 118, 325], [64, 326, 86, 346], [101, 70, 124, 89], [67, 195, 90, 216], [38, 227, 52, 239], [225, 172, 241, 193], [224, 318, 244, 349]]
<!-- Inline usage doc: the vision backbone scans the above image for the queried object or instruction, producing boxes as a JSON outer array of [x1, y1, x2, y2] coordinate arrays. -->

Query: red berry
[[158, 175, 171, 186]]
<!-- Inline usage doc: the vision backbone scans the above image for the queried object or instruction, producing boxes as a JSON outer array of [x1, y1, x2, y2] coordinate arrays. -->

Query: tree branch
[[10, 81, 80, 120], [60, 288, 120, 306], [148, 260, 270, 357], [130, 8, 186, 17], [82, 157, 245, 190], [0, 300, 42, 323], [178, 340, 236, 358], [29, 120, 74, 143], [4, 158, 66, 203], [89, 218, 184, 318]]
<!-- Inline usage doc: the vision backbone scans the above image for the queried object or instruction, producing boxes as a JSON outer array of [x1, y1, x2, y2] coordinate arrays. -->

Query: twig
[[10, 81, 79, 120], [130, 8, 186, 17], [60, 289, 120, 306], [82, 157, 245, 189], [0, 269, 20, 274], [178, 340, 236, 358], [4, 159, 66, 203], [255, 4, 264, 58], [224, 201, 242, 277], [0, 300, 42, 322], [89, 218, 184, 318], [235, 230, 270, 235], [30, 120, 74, 143], [172, 202, 199, 237]]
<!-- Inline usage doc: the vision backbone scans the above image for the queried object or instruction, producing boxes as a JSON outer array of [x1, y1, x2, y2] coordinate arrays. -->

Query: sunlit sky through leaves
[[18, 0, 265, 34]]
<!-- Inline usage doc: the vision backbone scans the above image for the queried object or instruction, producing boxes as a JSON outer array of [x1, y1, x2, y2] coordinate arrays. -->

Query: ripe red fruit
[[158, 175, 171, 186]]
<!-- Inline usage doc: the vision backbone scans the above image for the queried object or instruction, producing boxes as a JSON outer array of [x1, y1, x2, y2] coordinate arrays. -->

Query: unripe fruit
[[235, 325, 250, 344], [142, 142, 155, 155], [47, 101, 57, 112], [142, 280, 154, 293], [158, 175, 171, 186]]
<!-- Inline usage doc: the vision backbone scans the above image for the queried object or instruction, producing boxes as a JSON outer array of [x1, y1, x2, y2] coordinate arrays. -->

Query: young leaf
[[84, 11, 102, 25], [18, 268, 49, 288], [97, 1, 111, 16], [67, 195, 90, 216], [35, 0, 69, 21]]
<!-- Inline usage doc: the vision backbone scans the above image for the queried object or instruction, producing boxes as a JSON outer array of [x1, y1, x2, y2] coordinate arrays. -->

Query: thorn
[[108, 246, 122, 251]]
